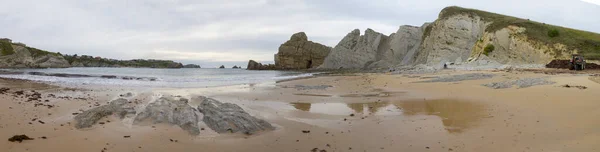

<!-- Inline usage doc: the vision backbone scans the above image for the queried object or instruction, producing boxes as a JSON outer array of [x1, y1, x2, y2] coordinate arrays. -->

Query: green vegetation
[[437, 6, 600, 60], [63, 54, 182, 68], [483, 44, 495, 56], [26, 46, 60, 58], [0, 41, 15, 56], [548, 29, 560, 38]]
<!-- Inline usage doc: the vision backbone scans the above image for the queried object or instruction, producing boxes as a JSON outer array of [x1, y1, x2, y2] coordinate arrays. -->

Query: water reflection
[[289, 99, 486, 133], [291, 102, 311, 111], [395, 99, 485, 133], [290, 102, 398, 115]]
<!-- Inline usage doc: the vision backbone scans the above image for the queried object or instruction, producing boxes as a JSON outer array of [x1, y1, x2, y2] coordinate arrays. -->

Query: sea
[[0, 67, 313, 88]]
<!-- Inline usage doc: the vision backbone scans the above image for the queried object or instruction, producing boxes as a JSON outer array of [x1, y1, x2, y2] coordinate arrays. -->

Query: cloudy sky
[[1, 0, 599, 67]]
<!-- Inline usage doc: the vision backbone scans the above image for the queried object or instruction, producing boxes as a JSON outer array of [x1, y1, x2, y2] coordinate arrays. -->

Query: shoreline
[[1, 69, 600, 152]]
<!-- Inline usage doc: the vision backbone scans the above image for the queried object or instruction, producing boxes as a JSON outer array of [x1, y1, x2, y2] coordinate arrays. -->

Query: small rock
[[8, 135, 34, 143], [302, 130, 310, 133]]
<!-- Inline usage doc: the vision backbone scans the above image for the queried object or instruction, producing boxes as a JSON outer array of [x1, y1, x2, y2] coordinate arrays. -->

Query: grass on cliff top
[[434, 6, 600, 60], [0, 41, 15, 56], [26, 46, 60, 58]]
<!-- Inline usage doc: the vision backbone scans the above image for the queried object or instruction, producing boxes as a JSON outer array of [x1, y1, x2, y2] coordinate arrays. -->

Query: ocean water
[[0, 68, 311, 88]]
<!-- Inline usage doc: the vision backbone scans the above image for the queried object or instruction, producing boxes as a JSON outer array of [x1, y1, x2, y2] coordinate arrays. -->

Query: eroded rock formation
[[197, 96, 274, 134], [134, 97, 201, 135], [274, 32, 331, 69], [74, 98, 134, 128]]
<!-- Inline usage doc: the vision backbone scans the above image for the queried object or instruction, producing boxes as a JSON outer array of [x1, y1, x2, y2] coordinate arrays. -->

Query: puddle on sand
[[289, 99, 486, 133], [396, 99, 486, 133], [290, 102, 402, 116]]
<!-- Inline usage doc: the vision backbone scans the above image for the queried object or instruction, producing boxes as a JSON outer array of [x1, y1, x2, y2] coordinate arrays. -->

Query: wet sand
[[2, 70, 600, 152]]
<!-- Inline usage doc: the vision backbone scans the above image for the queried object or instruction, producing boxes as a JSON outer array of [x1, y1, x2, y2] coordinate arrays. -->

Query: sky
[[1, 0, 599, 68]]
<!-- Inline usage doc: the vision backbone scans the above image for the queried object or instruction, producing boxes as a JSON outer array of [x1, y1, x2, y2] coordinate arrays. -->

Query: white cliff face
[[316, 8, 582, 70], [470, 26, 571, 64], [414, 14, 487, 66], [318, 29, 387, 69], [319, 25, 430, 70], [382, 23, 431, 67]]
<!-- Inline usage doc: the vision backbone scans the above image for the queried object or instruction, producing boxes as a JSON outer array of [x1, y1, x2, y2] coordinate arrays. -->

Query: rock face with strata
[[74, 98, 134, 129], [318, 29, 386, 69], [413, 13, 486, 67], [274, 32, 331, 69], [0, 43, 71, 68], [134, 97, 201, 135], [318, 25, 430, 70], [197, 96, 274, 134]]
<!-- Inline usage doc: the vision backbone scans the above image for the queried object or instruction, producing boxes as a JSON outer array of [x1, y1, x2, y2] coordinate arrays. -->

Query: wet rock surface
[[197, 96, 274, 134], [133, 97, 201, 135], [8, 135, 34, 143], [560, 84, 587, 89], [416, 73, 495, 83], [482, 77, 556, 89], [74, 98, 133, 128]]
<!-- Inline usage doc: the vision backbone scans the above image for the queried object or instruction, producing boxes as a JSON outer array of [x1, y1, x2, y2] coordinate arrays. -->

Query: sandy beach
[[2, 69, 600, 152]]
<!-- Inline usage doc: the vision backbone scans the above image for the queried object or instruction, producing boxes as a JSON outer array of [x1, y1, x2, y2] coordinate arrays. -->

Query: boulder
[[197, 96, 274, 134], [74, 98, 134, 129], [274, 32, 331, 69], [133, 97, 201, 135], [183, 64, 201, 68]]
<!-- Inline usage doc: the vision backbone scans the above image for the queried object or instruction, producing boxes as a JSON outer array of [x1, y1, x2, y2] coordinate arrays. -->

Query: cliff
[[316, 6, 600, 70], [274, 32, 331, 69], [63, 55, 183, 68], [0, 40, 70, 68], [0, 39, 184, 68]]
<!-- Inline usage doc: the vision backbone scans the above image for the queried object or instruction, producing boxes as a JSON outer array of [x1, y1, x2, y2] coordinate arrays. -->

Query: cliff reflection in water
[[290, 99, 486, 133], [396, 99, 486, 133]]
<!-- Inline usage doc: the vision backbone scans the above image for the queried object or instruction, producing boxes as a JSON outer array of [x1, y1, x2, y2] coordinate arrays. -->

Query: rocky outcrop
[[413, 13, 486, 67], [0, 43, 71, 68], [232, 65, 240, 69], [274, 32, 331, 69], [74, 98, 135, 128], [468, 26, 567, 64], [219, 65, 225, 69], [370, 24, 430, 68], [246, 60, 279, 70], [197, 96, 274, 134], [0, 39, 186, 68], [319, 29, 386, 69], [318, 24, 429, 70], [134, 97, 201, 135], [313, 6, 600, 70], [183, 64, 201, 68], [63, 56, 184, 68]]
